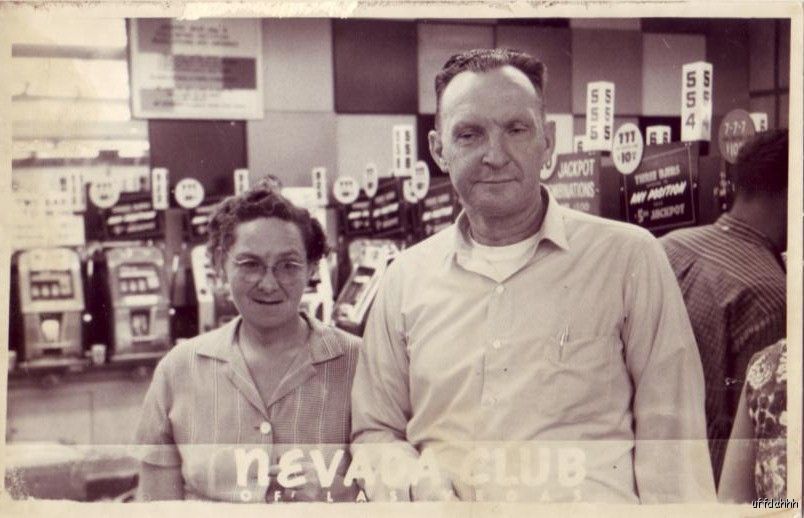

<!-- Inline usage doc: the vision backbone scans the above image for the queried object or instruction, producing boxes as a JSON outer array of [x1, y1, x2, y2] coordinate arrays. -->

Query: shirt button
[[495, 285, 505, 294], [259, 421, 272, 435], [492, 339, 502, 350]]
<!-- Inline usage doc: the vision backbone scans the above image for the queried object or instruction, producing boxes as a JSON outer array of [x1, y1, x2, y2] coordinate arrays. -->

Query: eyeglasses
[[231, 257, 307, 284]]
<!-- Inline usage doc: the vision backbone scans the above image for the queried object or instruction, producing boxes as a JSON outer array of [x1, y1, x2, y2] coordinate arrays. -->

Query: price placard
[[681, 62, 713, 142], [585, 81, 615, 152], [151, 168, 169, 210], [89, 179, 121, 209], [624, 143, 696, 231], [749, 112, 768, 132], [392, 125, 415, 176], [646, 126, 671, 146], [234, 168, 250, 195], [718, 109, 756, 164], [363, 163, 379, 198], [332, 176, 360, 205], [70, 170, 86, 212], [402, 179, 419, 203], [612, 123, 644, 175], [312, 167, 328, 206], [175, 178, 205, 209]]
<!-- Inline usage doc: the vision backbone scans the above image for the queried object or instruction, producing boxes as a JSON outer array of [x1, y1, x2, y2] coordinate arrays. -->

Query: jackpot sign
[[542, 151, 601, 215], [624, 143, 696, 231]]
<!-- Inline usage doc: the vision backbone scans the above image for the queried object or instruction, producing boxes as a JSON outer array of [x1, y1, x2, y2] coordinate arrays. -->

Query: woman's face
[[221, 217, 315, 331]]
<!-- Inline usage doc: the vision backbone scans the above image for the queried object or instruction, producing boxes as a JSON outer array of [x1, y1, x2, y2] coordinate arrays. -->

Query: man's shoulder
[[561, 207, 657, 248], [660, 224, 715, 251], [392, 225, 454, 266]]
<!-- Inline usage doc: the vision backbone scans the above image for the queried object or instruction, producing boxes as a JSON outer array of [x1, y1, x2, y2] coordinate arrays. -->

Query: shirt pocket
[[539, 333, 619, 419]]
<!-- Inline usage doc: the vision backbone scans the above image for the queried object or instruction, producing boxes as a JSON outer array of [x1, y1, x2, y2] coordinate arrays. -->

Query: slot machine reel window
[[117, 264, 161, 295], [340, 266, 375, 305], [29, 270, 74, 301]]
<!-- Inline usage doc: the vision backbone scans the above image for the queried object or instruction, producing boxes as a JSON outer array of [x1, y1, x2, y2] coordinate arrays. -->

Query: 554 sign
[[681, 62, 713, 142]]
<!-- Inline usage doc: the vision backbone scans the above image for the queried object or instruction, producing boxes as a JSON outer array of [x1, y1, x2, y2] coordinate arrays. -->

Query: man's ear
[[543, 118, 556, 158], [428, 129, 448, 173]]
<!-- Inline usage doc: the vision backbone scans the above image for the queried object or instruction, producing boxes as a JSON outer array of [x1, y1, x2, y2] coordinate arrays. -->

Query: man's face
[[429, 66, 553, 219]]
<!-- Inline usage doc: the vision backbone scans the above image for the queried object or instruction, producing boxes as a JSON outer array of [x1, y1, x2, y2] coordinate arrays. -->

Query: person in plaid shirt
[[661, 129, 788, 486]]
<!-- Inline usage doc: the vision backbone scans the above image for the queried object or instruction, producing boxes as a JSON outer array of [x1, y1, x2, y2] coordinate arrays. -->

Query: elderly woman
[[136, 181, 360, 502]]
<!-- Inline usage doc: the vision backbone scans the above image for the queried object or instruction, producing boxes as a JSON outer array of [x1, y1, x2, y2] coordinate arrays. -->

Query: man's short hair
[[733, 128, 788, 196], [434, 48, 547, 129]]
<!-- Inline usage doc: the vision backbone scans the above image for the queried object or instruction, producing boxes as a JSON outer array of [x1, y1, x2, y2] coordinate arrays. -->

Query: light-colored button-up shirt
[[351, 188, 715, 503], [136, 314, 360, 502]]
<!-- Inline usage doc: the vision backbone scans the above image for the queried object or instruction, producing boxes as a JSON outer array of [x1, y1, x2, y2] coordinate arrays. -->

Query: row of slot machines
[[8, 175, 457, 373], [9, 245, 225, 371], [10, 243, 335, 372]]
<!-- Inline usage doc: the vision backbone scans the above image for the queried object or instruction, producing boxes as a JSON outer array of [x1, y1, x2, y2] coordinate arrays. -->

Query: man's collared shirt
[[661, 213, 786, 484], [352, 188, 715, 503], [136, 314, 360, 502]]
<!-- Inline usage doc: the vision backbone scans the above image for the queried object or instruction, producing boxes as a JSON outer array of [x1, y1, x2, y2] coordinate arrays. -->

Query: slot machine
[[190, 245, 238, 333], [16, 248, 86, 366], [332, 240, 400, 336], [104, 247, 171, 361], [300, 260, 334, 325]]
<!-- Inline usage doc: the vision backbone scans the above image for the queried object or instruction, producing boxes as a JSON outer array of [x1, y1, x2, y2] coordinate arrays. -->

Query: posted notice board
[[130, 19, 263, 120], [624, 142, 697, 231]]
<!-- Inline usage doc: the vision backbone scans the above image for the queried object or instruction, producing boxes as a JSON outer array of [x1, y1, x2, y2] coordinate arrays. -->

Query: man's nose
[[481, 131, 511, 168]]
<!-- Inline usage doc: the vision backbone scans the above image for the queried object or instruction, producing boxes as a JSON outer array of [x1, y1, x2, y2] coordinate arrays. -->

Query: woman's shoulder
[[155, 319, 239, 374], [309, 316, 362, 356]]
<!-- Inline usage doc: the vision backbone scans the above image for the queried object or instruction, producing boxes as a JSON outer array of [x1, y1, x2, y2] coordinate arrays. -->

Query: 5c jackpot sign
[[624, 143, 696, 231]]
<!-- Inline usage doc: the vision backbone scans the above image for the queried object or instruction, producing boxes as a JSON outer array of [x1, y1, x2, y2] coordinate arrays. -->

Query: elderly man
[[351, 48, 715, 503]]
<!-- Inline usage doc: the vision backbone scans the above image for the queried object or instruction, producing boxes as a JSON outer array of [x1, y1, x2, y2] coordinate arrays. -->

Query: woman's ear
[[213, 247, 228, 284], [306, 260, 319, 284]]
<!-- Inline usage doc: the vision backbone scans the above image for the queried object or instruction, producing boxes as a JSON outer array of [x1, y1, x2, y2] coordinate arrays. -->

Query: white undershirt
[[461, 232, 540, 283]]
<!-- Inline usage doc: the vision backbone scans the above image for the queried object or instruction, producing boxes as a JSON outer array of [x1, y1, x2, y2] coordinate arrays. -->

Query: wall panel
[[262, 19, 334, 112], [333, 20, 418, 114], [417, 23, 494, 114], [572, 29, 643, 115], [707, 21, 750, 116], [748, 20, 776, 92], [496, 26, 573, 113], [247, 111, 337, 187], [642, 33, 706, 116], [336, 115, 417, 181]]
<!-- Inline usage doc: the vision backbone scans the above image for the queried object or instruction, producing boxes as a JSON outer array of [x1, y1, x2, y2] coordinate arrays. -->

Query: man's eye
[[509, 126, 529, 135], [456, 132, 477, 141]]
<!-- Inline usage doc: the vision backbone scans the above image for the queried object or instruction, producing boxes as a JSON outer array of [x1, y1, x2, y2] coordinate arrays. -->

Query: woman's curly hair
[[206, 178, 328, 270]]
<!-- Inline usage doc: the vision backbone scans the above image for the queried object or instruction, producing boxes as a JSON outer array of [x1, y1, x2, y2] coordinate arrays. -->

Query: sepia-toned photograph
[[1, 2, 801, 516]]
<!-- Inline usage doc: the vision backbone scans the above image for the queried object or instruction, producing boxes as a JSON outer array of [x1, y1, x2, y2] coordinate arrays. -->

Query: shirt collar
[[448, 185, 570, 263], [715, 213, 779, 252], [195, 313, 344, 365]]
